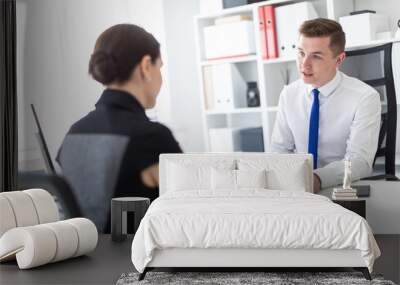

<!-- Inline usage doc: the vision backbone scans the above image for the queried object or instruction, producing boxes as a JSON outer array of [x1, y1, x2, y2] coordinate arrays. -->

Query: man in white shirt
[[270, 18, 381, 192]]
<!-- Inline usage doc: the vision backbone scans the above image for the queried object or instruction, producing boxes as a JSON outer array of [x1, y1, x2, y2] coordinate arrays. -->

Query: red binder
[[258, 6, 268, 60], [264, 5, 278, 59]]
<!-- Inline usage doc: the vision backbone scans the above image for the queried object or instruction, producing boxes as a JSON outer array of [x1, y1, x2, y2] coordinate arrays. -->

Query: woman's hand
[[140, 164, 159, 188], [313, 173, 321, 193]]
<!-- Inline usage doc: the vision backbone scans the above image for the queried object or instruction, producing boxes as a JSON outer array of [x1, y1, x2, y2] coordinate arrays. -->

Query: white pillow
[[267, 164, 308, 191], [166, 159, 236, 192], [211, 168, 236, 190], [211, 169, 268, 190], [236, 169, 267, 189], [237, 157, 310, 192], [167, 162, 210, 191]]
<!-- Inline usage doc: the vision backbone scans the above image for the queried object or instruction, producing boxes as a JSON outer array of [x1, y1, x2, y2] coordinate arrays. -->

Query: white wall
[[355, 0, 400, 33], [16, 0, 176, 171], [163, 0, 204, 152]]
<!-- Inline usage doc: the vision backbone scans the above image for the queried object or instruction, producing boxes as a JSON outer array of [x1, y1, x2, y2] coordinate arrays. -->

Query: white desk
[[319, 180, 400, 234]]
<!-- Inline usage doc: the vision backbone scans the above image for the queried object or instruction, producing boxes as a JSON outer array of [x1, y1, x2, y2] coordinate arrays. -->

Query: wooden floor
[[0, 235, 398, 284]]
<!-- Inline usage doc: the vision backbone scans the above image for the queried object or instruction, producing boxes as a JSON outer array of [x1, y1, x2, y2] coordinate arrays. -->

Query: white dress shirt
[[270, 71, 381, 188]]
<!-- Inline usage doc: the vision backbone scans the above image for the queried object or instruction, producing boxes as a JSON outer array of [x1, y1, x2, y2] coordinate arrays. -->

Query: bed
[[131, 153, 380, 280]]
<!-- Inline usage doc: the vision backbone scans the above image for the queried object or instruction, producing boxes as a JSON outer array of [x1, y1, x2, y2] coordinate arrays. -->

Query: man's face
[[297, 35, 345, 88]]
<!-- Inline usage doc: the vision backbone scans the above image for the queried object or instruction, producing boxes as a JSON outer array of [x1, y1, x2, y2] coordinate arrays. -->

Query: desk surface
[[320, 180, 400, 234], [0, 235, 134, 285]]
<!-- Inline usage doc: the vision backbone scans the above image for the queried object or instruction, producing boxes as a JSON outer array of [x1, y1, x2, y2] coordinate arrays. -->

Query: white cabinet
[[194, 0, 400, 157]]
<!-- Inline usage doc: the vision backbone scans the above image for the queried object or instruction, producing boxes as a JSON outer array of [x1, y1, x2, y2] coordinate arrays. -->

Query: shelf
[[251, 0, 302, 8], [196, 0, 304, 20], [205, 107, 264, 115], [201, 55, 257, 66], [345, 38, 400, 51], [267, 107, 279, 112], [196, 4, 253, 20], [263, 57, 296, 64]]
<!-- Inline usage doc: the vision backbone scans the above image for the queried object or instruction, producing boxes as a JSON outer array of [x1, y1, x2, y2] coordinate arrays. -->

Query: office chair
[[17, 105, 83, 218], [18, 171, 82, 219], [31, 105, 129, 233], [341, 43, 398, 181], [57, 134, 129, 233]]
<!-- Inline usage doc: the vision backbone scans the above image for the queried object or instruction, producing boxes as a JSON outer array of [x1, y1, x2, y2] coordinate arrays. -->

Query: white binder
[[203, 20, 256, 59], [211, 63, 247, 110], [275, 2, 318, 59]]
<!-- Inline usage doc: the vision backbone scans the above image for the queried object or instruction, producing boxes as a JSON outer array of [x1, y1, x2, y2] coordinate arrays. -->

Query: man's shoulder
[[340, 72, 379, 98], [286, 78, 306, 90], [282, 79, 307, 97]]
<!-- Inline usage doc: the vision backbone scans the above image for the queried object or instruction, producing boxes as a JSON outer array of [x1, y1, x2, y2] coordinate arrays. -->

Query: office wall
[[355, 0, 400, 33], [358, 0, 400, 155], [16, 0, 179, 171], [163, 0, 204, 152]]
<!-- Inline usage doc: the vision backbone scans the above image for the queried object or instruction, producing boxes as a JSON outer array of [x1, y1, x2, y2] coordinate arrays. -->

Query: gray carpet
[[116, 271, 396, 285]]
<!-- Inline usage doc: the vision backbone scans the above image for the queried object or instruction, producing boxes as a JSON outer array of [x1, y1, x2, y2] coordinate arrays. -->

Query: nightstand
[[111, 197, 150, 242], [333, 199, 366, 218]]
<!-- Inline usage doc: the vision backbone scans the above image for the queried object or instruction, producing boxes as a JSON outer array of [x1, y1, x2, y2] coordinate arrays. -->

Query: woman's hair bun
[[88, 51, 118, 85], [88, 24, 161, 85]]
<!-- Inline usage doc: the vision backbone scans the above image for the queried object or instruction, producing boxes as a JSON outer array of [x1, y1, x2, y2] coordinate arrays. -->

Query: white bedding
[[131, 190, 380, 273]]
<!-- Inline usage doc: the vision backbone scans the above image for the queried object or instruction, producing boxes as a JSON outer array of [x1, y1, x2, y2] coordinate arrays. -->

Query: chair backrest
[[57, 134, 129, 232], [159, 153, 313, 195], [341, 43, 397, 177], [29, 105, 83, 218], [30, 104, 56, 175], [17, 171, 83, 219]]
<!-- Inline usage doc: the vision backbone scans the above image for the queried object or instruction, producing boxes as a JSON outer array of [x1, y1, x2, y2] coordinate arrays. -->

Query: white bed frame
[[140, 153, 371, 280]]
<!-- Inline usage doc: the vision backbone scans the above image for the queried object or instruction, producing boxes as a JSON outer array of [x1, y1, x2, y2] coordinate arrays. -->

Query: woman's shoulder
[[127, 119, 173, 140], [141, 121, 174, 137], [130, 121, 182, 152]]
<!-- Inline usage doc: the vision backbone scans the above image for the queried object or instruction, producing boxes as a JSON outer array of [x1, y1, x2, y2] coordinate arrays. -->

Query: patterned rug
[[116, 271, 396, 285]]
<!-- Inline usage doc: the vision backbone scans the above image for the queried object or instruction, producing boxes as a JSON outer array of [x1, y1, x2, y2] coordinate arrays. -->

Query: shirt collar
[[306, 70, 342, 97], [95, 89, 147, 118]]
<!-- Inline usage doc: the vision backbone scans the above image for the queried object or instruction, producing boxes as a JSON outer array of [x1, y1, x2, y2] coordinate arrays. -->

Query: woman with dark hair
[[57, 24, 182, 232]]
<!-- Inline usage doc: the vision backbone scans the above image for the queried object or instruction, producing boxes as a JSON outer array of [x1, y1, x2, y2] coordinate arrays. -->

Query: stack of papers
[[332, 188, 358, 200]]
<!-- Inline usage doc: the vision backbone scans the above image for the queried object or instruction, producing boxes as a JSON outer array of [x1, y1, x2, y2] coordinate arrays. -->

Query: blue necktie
[[308, 89, 320, 169]]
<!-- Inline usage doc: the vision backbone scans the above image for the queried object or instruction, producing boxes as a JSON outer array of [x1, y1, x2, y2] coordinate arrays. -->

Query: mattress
[[131, 190, 380, 273]]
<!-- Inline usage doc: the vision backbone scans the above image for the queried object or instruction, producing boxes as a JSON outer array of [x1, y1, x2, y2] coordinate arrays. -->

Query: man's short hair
[[299, 18, 346, 56]]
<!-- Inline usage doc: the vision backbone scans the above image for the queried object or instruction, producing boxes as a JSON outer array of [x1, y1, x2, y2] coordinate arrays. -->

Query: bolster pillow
[[0, 218, 98, 269], [0, 189, 59, 237]]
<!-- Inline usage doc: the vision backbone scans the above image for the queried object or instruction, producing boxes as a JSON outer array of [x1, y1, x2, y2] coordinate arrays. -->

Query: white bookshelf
[[205, 107, 264, 115], [201, 55, 257, 66], [346, 38, 400, 51], [194, 0, 400, 156]]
